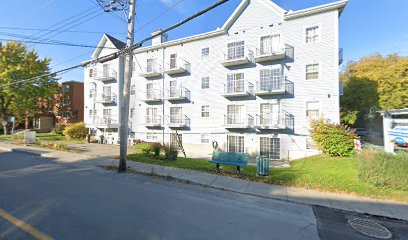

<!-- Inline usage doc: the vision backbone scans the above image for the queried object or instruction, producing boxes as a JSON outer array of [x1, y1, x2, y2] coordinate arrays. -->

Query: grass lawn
[[129, 144, 408, 202], [0, 132, 76, 142]]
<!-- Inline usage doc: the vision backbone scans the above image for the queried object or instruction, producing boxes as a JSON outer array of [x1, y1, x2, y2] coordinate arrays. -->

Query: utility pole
[[118, 0, 136, 172]]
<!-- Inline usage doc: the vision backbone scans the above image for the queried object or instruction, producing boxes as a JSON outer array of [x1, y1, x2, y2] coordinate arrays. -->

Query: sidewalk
[[1, 142, 407, 221]]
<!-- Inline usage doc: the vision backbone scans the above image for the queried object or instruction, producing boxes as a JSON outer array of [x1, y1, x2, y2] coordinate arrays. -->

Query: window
[[201, 105, 209, 118], [102, 64, 110, 77], [62, 84, 70, 94], [227, 105, 243, 125], [201, 77, 209, 89], [103, 108, 112, 117], [227, 135, 244, 153], [260, 34, 281, 54], [89, 68, 94, 78], [147, 58, 156, 72], [306, 64, 319, 80], [259, 68, 282, 91], [89, 88, 96, 98], [62, 112, 71, 119], [170, 54, 177, 69], [89, 109, 97, 117], [201, 47, 209, 59], [130, 85, 135, 95], [146, 132, 158, 141], [306, 138, 317, 149], [62, 98, 70, 105], [227, 41, 245, 60], [130, 108, 135, 118], [169, 80, 179, 97], [306, 26, 319, 43], [306, 101, 320, 118], [146, 108, 158, 124], [170, 107, 182, 124], [226, 73, 244, 93], [260, 103, 279, 126], [260, 137, 280, 160], [170, 133, 182, 149], [201, 133, 210, 143]]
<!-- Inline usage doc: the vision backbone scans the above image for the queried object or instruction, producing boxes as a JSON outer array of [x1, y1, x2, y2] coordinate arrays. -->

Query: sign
[[1, 121, 7, 126], [7, 116, 15, 122], [389, 126, 408, 147], [24, 131, 36, 145]]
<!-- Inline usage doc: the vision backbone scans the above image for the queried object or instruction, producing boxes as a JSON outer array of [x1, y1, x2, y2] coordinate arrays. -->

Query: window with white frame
[[201, 133, 210, 143], [227, 41, 245, 60], [89, 68, 94, 78], [130, 108, 135, 118], [146, 132, 158, 141], [227, 105, 243, 125], [201, 76, 209, 89], [89, 88, 96, 98], [306, 138, 317, 149], [260, 137, 280, 160], [130, 85, 135, 95], [146, 58, 156, 72], [227, 135, 244, 153], [306, 26, 319, 43], [306, 63, 319, 80], [201, 105, 209, 118], [260, 34, 281, 54], [201, 47, 209, 59], [89, 109, 97, 118], [170, 107, 182, 124], [306, 101, 320, 118], [226, 73, 245, 93], [102, 64, 110, 77], [259, 68, 282, 91], [170, 54, 177, 69]]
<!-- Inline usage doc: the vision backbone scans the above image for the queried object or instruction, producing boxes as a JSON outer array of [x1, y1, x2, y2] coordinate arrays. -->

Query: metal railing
[[256, 45, 286, 56], [169, 86, 190, 99], [256, 112, 294, 129], [145, 89, 161, 100], [224, 114, 254, 127], [224, 80, 253, 95], [143, 65, 161, 74], [256, 77, 285, 92], [93, 69, 117, 80], [95, 116, 119, 125], [146, 115, 162, 125], [169, 115, 191, 127], [96, 93, 117, 103], [223, 48, 253, 61], [164, 58, 188, 71]]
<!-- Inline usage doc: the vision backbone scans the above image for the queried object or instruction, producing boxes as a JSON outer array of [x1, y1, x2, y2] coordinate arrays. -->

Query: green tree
[[0, 41, 58, 134], [340, 54, 408, 125]]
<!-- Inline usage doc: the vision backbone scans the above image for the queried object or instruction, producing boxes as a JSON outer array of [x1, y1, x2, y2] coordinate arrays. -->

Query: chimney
[[151, 29, 168, 46]]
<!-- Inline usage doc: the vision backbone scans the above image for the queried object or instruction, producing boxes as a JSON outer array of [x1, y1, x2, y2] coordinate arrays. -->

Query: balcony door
[[103, 109, 112, 124], [260, 34, 281, 54], [260, 68, 282, 91], [260, 103, 279, 126], [260, 137, 280, 160], [146, 82, 154, 99], [103, 86, 111, 100], [227, 73, 244, 93], [146, 108, 158, 124], [170, 107, 182, 124], [147, 58, 156, 72], [227, 105, 243, 125], [170, 80, 181, 97], [102, 64, 110, 77], [170, 54, 177, 69], [227, 41, 245, 60]]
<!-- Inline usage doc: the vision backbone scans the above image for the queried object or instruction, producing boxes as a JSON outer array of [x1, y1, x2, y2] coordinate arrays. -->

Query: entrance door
[[260, 137, 280, 160]]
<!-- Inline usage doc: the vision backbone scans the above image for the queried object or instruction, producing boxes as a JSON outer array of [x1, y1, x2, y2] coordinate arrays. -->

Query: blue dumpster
[[256, 156, 270, 176]]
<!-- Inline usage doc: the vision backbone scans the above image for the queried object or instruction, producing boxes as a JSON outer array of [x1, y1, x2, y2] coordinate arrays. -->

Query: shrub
[[164, 145, 178, 161], [53, 124, 67, 135], [357, 150, 408, 191], [140, 144, 152, 156], [152, 143, 161, 156], [62, 122, 87, 140], [310, 118, 357, 157]]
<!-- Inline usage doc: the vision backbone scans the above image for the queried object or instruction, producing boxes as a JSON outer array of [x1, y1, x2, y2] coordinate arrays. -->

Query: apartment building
[[84, 0, 347, 159]]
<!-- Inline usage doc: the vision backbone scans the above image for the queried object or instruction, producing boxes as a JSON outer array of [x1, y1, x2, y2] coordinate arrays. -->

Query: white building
[[84, 0, 348, 160]]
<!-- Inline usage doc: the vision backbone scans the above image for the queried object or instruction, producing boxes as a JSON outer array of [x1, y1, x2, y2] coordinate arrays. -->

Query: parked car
[[350, 128, 371, 141]]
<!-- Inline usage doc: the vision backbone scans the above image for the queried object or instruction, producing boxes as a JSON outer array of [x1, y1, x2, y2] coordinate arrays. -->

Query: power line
[[0, 38, 117, 49], [0, 26, 126, 35], [0, 0, 230, 89]]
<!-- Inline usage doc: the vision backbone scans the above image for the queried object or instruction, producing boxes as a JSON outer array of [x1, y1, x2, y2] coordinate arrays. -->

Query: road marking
[[0, 207, 53, 240]]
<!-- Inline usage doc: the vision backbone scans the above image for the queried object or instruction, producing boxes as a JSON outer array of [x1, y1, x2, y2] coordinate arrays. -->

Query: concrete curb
[[0, 145, 43, 156]]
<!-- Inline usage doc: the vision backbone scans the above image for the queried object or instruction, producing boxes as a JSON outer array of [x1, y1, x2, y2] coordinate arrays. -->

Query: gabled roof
[[91, 34, 126, 59], [284, 0, 348, 20]]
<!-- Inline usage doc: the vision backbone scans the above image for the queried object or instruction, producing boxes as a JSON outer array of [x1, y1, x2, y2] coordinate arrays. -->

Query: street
[[0, 150, 407, 240]]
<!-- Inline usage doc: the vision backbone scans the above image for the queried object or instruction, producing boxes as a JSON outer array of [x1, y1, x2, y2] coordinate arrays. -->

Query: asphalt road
[[0, 150, 319, 240], [0, 150, 406, 240]]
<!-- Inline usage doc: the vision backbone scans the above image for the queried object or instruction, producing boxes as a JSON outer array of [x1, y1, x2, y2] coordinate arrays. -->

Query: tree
[[0, 41, 58, 134], [340, 54, 408, 126]]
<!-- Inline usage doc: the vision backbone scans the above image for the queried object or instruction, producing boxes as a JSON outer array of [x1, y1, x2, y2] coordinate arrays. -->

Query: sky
[[0, 0, 407, 82]]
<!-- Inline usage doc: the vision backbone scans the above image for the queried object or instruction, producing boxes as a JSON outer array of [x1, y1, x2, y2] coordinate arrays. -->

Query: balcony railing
[[224, 114, 254, 128], [222, 80, 253, 97], [220, 49, 253, 67], [168, 115, 190, 128], [141, 89, 162, 103], [339, 48, 343, 65], [256, 112, 294, 130], [145, 116, 162, 127], [92, 116, 119, 128], [167, 87, 190, 101], [255, 77, 286, 95], [163, 58, 188, 74], [96, 93, 117, 104], [139, 65, 161, 78], [93, 69, 117, 81]]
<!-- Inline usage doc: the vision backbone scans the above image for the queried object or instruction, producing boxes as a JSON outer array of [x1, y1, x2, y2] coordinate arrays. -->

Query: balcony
[[93, 116, 119, 128], [93, 69, 117, 82], [96, 93, 117, 104], [224, 114, 254, 129], [255, 77, 286, 96], [166, 87, 190, 101], [139, 66, 161, 78], [145, 116, 162, 127], [339, 48, 343, 65], [141, 89, 162, 103], [220, 49, 253, 67], [255, 112, 294, 130], [163, 59, 188, 75], [222, 80, 253, 97], [168, 115, 190, 128]]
